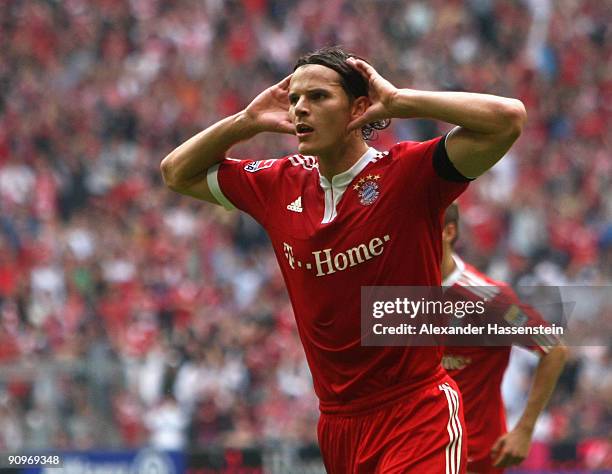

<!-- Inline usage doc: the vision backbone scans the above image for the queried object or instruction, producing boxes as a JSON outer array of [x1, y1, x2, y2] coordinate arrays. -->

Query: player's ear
[[442, 223, 457, 246], [351, 96, 370, 118]]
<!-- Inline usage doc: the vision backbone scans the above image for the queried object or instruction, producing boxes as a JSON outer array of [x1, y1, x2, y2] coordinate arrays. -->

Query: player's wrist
[[234, 110, 263, 137], [513, 422, 535, 436], [385, 88, 418, 118]]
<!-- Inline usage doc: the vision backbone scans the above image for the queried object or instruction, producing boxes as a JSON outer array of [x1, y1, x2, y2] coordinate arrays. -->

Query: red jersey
[[207, 137, 468, 413], [442, 254, 559, 470]]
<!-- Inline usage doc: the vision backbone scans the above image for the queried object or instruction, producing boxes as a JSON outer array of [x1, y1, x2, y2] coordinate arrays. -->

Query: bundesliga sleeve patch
[[244, 159, 275, 173], [503, 305, 529, 327]]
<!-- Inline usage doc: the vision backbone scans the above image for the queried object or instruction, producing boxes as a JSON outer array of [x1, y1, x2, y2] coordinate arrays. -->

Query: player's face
[[288, 65, 354, 156]]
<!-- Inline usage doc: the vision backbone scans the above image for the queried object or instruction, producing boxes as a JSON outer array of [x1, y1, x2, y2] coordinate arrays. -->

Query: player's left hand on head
[[244, 74, 296, 135], [345, 57, 398, 133], [491, 427, 532, 468]]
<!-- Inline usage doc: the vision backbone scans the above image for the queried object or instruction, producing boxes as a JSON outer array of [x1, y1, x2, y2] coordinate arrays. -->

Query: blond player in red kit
[[161, 47, 527, 473], [441, 204, 568, 473]]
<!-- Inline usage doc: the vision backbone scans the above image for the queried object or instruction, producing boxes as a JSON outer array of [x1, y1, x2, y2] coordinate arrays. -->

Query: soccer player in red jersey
[[161, 47, 526, 473], [441, 204, 568, 474]]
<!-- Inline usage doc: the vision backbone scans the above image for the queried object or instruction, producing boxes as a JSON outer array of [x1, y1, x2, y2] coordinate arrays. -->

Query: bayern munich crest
[[353, 175, 381, 206]]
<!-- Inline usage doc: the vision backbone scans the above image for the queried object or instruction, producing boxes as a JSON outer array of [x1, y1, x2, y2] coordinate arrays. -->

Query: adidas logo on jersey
[[287, 196, 303, 213]]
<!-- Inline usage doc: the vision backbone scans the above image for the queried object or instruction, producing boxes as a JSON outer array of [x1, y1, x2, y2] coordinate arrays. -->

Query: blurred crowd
[[0, 0, 610, 470]]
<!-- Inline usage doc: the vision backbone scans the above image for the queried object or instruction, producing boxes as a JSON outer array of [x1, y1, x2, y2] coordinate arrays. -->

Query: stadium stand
[[0, 0, 610, 470]]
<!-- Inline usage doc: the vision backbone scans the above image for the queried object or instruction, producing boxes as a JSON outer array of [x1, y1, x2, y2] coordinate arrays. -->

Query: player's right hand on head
[[244, 75, 295, 135]]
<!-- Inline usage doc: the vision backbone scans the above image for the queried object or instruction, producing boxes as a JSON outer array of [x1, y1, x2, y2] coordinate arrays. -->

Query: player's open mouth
[[296, 123, 314, 138]]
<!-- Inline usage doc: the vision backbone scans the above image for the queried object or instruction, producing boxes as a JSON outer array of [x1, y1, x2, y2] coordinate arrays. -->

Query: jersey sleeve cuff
[[206, 163, 236, 211], [433, 134, 475, 182]]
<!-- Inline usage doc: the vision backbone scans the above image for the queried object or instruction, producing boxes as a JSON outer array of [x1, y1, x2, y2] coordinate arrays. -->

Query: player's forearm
[[514, 345, 569, 433], [388, 89, 526, 136], [160, 111, 259, 188]]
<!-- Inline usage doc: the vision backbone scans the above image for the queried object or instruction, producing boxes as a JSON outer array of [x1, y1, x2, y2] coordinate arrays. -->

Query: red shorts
[[317, 376, 466, 473], [467, 457, 504, 474]]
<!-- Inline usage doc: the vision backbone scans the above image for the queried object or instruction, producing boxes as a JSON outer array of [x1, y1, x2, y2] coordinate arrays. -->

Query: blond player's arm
[[491, 344, 569, 468]]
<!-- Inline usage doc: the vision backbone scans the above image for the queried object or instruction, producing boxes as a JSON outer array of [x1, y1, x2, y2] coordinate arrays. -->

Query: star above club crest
[[366, 175, 372, 180], [358, 178, 365, 185], [373, 175, 381, 180], [353, 184, 360, 191]]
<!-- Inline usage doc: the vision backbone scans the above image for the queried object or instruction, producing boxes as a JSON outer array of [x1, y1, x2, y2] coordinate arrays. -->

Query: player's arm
[[346, 58, 527, 178], [160, 75, 294, 203], [491, 344, 569, 468]]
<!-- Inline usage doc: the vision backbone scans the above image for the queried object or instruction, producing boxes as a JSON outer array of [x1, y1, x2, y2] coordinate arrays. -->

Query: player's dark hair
[[444, 203, 460, 247], [293, 46, 391, 141]]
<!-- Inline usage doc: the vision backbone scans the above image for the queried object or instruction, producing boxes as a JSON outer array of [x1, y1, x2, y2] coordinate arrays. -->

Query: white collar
[[318, 147, 379, 190], [442, 253, 466, 287]]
